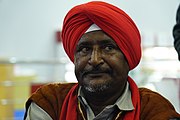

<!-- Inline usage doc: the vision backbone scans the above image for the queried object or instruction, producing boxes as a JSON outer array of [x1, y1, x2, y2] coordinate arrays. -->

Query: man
[[173, 4, 180, 60], [24, 1, 180, 120]]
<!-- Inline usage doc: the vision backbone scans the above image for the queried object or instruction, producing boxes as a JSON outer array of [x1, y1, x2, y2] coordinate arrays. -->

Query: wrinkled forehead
[[80, 30, 118, 46]]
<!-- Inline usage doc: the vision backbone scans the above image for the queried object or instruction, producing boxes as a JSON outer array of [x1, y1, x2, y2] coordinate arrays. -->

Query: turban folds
[[61, 1, 141, 70]]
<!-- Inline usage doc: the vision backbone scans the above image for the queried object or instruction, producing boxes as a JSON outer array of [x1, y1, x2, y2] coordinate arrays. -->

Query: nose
[[88, 47, 104, 67]]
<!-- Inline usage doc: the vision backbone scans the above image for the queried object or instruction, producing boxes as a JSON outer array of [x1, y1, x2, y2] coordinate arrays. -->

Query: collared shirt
[[78, 82, 134, 120], [26, 82, 133, 120]]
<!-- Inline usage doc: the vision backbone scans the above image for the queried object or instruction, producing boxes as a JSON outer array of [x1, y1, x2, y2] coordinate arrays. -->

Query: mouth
[[82, 70, 112, 78], [86, 72, 106, 77]]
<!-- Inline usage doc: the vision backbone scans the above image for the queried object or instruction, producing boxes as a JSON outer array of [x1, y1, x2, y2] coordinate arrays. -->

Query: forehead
[[78, 30, 116, 45]]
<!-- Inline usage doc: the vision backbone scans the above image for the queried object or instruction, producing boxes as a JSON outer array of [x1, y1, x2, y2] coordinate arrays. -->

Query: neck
[[82, 84, 126, 115]]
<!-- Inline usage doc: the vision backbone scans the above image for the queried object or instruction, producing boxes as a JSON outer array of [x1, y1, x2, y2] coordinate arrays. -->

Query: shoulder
[[139, 88, 174, 109], [24, 83, 77, 120], [139, 88, 180, 120], [29, 83, 76, 105], [34, 82, 76, 97]]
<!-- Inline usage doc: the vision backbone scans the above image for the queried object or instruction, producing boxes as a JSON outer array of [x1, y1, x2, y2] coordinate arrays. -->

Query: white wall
[[0, 0, 179, 59]]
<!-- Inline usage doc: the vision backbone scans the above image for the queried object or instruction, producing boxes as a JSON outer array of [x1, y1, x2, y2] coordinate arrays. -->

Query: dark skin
[[74, 30, 130, 115]]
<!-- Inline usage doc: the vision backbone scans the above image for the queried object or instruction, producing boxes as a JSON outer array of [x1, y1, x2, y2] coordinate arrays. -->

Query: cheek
[[106, 55, 129, 74], [74, 57, 88, 71]]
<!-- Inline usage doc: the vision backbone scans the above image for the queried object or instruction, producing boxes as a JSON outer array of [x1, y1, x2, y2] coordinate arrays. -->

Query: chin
[[83, 82, 111, 93]]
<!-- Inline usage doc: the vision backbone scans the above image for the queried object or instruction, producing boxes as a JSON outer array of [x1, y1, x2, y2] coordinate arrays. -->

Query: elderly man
[[24, 1, 180, 120]]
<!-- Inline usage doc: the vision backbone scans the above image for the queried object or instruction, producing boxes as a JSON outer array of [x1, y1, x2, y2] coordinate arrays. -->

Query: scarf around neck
[[59, 76, 140, 120]]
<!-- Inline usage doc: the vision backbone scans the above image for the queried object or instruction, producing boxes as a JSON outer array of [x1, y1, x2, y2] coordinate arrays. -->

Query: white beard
[[83, 82, 111, 93]]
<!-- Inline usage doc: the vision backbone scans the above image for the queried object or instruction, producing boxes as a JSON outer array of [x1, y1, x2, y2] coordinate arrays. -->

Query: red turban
[[61, 1, 141, 70]]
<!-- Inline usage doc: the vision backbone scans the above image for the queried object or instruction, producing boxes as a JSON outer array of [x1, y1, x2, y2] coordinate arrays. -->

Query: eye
[[81, 47, 90, 53], [104, 45, 115, 51], [76, 46, 91, 55]]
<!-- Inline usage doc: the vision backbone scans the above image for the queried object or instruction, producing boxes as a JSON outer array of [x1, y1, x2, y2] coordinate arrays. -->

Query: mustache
[[81, 67, 112, 76]]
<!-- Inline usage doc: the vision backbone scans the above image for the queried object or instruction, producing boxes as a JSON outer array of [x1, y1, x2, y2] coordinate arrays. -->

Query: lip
[[86, 72, 106, 77], [83, 71, 110, 78]]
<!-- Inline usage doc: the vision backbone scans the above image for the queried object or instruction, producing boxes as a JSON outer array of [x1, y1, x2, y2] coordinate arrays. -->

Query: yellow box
[[13, 75, 36, 110], [0, 64, 14, 119]]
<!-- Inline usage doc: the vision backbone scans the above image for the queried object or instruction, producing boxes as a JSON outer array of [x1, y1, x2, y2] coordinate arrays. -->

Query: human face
[[74, 30, 129, 94]]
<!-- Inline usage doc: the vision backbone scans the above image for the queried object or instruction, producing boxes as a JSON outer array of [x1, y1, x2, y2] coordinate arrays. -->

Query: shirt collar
[[115, 82, 134, 110], [78, 82, 134, 111]]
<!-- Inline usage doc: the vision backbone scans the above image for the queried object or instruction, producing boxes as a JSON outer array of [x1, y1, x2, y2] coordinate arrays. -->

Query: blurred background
[[0, 0, 180, 119]]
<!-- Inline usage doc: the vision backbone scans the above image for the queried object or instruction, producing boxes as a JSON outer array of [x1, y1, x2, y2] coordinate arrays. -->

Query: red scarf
[[60, 76, 140, 120]]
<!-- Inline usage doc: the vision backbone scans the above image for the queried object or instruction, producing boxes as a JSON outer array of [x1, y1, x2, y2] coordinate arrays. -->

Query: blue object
[[14, 110, 25, 120]]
